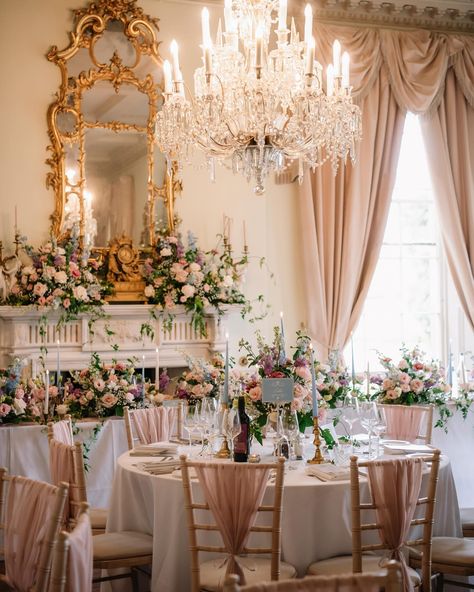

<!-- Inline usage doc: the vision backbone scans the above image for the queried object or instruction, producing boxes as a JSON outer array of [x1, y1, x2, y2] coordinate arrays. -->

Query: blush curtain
[[300, 27, 474, 355]]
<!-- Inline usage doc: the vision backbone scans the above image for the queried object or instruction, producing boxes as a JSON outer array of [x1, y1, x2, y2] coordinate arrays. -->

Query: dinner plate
[[383, 443, 435, 454], [380, 439, 410, 446]]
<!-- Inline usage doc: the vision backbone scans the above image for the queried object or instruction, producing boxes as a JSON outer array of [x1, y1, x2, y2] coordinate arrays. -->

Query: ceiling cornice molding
[[292, 0, 474, 34]]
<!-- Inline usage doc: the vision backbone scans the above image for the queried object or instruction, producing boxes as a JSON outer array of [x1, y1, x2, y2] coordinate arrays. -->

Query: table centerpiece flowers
[[238, 328, 320, 443], [142, 224, 251, 337], [174, 353, 225, 404], [372, 345, 452, 428], [66, 353, 154, 418]]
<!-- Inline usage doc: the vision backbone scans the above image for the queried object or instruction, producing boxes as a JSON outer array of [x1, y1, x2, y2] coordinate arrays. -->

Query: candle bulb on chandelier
[[163, 60, 172, 94], [201, 7, 211, 48], [278, 0, 287, 30], [327, 64, 335, 97], [341, 51, 350, 88], [224, 0, 236, 34], [216, 19, 223, 47], [170, 40, 182, 81], [255, 26, 263, 72], [304, 4, 312, 44], [333, 40, 341, 76], [203, 42, 213, 75], [305, 37, 315, 76]]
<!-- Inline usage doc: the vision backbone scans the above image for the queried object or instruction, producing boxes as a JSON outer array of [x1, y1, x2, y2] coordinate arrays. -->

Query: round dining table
[[105, 442, 462, 592]]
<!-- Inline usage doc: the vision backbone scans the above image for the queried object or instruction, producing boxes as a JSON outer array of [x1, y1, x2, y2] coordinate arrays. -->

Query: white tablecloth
[[106, 444, 461, 592], [0, 418, 128, 507]]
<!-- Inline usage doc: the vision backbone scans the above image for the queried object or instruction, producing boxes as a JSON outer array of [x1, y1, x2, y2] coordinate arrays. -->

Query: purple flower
[[159, 370, 170, 392], [294, 357, 307, 368], [262, 354, 274, 376]]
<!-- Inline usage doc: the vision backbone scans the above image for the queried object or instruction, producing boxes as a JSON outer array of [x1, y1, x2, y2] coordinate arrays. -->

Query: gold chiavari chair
[[124, 404, 182, 450], [224, 560, 403, 592], [307, 451, 441, 592], [48, 425, 108, 534], [0, 468, 68, 592], [180, 455, 297, 592]]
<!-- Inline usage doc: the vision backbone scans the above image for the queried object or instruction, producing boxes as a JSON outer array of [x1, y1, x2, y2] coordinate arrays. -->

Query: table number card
[[262, 378, 294, 404], [162, 399, 181, 407]]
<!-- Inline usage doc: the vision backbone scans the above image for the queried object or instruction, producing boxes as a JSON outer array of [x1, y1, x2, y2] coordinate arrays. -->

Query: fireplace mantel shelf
[[0, 304, 237, 373]]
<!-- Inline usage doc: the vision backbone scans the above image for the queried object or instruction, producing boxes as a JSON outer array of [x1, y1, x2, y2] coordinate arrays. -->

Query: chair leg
[[437, 573, 444, 592]]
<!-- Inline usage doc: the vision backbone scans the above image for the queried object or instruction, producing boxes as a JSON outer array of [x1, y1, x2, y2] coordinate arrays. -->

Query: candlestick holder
[[307, 415, 328, 465], [215, 402, 231, 459]]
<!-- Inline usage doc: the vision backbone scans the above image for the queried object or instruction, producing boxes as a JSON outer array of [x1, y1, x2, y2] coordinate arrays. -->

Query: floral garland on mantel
[[141, 224, 267, 338]]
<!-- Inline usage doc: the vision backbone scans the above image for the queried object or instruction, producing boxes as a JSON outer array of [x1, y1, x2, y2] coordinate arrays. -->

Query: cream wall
[[0, 0, 307, 354]]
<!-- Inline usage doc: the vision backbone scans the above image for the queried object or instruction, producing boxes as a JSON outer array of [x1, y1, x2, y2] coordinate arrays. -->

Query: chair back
[[47, 416, 74, 445], [124, 405, 181, 449], [350, 451, 440, 592], [49, 503, 93, 592], [49, 439, 88, 527], [223, 560, 403, 591], [378, 404, 433, 444], [0, 468, 68, 592], [180, 455, 286, 592]]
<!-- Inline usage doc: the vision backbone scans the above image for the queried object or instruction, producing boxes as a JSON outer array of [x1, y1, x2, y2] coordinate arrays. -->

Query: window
[[348, 113, 443, 371]]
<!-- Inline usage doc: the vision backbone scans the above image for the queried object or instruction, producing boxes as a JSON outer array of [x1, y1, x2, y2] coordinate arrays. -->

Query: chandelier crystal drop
[[155, 0, 362, 194]]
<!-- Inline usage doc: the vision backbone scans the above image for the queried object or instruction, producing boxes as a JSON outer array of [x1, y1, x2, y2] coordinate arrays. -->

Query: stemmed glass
[[372, 406, 387, 457], [183, 403, 201, 452], [281, 408, 299, 464], [200, 398, 219, 458], [342, 393, 359, 452], [359, 401, 379, 459], [221, 408, 241, 459]]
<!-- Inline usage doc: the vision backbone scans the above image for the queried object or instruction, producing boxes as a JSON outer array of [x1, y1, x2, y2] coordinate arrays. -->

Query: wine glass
[[183, 403, 201, 451], [342, 393, 359, 452], [372, 406, 387, 457], [200, 398, 219, 458], [359, 401, 379, 458], [221, 408, 241, 459]]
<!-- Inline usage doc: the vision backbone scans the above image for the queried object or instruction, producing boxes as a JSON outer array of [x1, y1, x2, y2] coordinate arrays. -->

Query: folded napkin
[[130, 442, 179, 457], [305, 464, 350, 482], [383, 443, 435, 455], [138, 458, 179, 475]]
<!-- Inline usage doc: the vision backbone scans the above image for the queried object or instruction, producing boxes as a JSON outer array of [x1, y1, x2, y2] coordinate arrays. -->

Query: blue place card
[[262, 378, 294, 404]]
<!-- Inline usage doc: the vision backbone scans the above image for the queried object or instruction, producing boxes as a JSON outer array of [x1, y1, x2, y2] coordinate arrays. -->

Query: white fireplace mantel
[[0, 304, 236, 374]]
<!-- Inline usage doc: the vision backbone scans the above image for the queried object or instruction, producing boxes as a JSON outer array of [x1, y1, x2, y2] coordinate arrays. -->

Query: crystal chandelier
[[155, 0, 362, 194]]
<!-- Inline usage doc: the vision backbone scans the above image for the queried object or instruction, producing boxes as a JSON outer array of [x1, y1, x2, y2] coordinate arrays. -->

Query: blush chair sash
[[49, 439, 77, 524], [380, 405, 426, 442], [52, 420, 74, 446], [67, 512, 93, 592], [367, 458, 423, 592], [5, 478, 59, 592], [195, 463, 270, 585], [132, 407, 172, 444]]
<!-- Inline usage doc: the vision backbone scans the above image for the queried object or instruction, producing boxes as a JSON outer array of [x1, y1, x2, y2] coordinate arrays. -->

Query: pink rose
[[248, 386, 262, 401], [413, 362, 424, 371], [410, 378, 424, 393], [399, 372, 410, 384], [33, 282, 48, 297], [382, 378, 394, 391], [386, 389, 399, 400], [0, 403, 11, 417], [100, 393, 118, 408], [398, 359, 409, 370], [15, 387, 25, 399], [295, 366, 311, 381], [63, 298, 71, 309]]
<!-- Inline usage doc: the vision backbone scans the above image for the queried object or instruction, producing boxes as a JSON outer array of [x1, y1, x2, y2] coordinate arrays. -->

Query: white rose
[[223, 275, 234, 287], [144, 285, 155, 298], [54, 271, 68, 284], [56, 404, 68, 415], [189, 262, 201, 272], [23, 266, 35, 276], [13, 398, 27, 415], [160, 247, 172, 257], [72, 285, 89, 301], [182, 284, 196, 298]]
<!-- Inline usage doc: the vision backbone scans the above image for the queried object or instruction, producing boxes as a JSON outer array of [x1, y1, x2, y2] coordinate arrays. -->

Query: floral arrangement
[[142, 225, 251, 336], [4, 235, 112, 325], [0, 360, 50, 424], [314, 350, 352, 409], [175, 353, 225, 404], [67, 353, 155, 417], [238, 329, 318, 442], [455, 380, 474, 419]]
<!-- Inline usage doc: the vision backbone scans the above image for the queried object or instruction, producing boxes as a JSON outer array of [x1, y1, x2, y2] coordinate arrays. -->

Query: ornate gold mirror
[[46, 0, 180, 265]]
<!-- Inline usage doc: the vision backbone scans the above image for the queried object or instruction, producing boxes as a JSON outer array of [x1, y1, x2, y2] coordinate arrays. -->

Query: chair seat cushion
[[431, 537, 474, 567], [307, 554, 420, 585], [199, 556, 297, 591], [461, 508, 474, 531], [93, 531, 153, 561], [90, 507, 108, 530]]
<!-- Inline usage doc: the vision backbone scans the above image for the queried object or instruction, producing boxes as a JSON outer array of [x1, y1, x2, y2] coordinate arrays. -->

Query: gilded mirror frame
[[46, 0, 181, 255]]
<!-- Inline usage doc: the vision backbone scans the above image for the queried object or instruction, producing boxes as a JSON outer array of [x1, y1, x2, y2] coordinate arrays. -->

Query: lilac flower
[[159, 369, 170, 392], [262, 354, 274, 376]]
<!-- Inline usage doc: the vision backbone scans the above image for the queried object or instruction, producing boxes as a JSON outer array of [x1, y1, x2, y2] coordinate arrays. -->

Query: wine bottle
[[234, 395, 250, 462]]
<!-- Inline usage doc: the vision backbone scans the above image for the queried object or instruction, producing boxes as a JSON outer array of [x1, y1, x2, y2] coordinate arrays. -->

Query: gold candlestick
[[215, 402, 231, 459], [307, 415, 328, 465]]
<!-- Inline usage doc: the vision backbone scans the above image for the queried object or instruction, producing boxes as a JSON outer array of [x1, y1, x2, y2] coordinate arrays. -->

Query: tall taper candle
[[366, 361, 370, 398], [155, 348, 160, 389], [447, 339, 452, 386], [310, 344, 318, 417], [142, 355, 146, 398], [223, 333, 229, 404], [460, 353, 467, 384], [44, 370, 50, 415], [350, 333, 356, 389], [56, 339, 61, 387], [280, 311, 286, 360]]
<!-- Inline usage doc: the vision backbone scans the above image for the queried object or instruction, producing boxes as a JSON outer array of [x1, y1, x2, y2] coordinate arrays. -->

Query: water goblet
[[221, 408, 241, 459]]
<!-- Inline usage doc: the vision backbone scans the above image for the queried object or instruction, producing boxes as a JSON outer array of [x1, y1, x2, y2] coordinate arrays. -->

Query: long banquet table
[[106, 443, 462, 592]]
